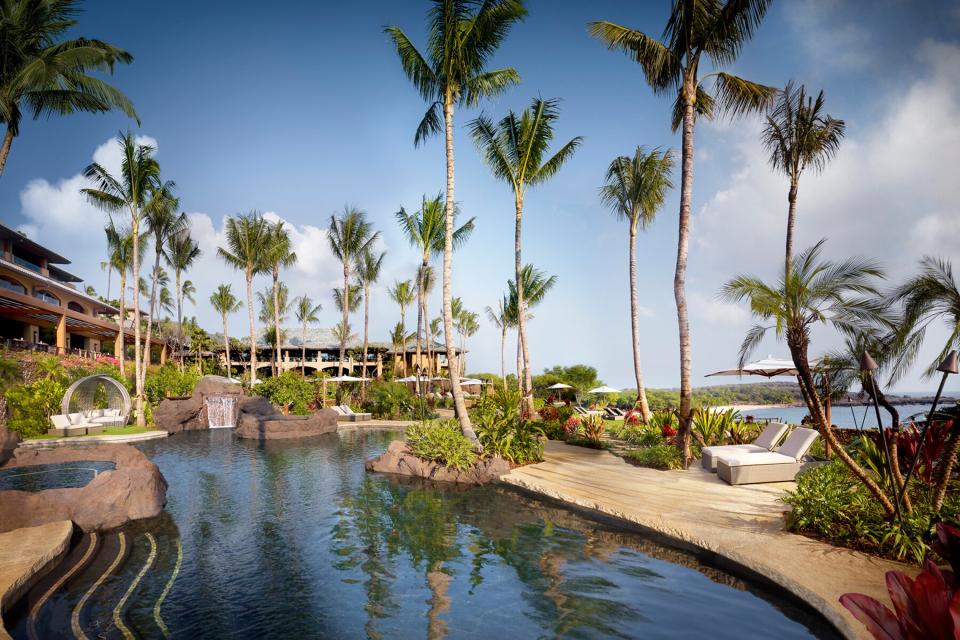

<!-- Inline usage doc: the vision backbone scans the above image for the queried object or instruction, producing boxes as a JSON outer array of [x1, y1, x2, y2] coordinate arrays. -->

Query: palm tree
[[104, 222, 141, 377], [589, 3, 776, 466], [357, 249, 386, 395], [762, 82, 845, 272], [890, 256, 960, 512], [395, 195, 474, 389], [210, 285, 242, 378], [469, 97, 582, 413], [263, 221, 297, 376], [328, 207, 379, 376], [294, 295, 322, 378], [142, 194, 185, 377], [0, 0, 137, 177], [388, 279, 415, 374], [507, 264, 556, 392], [333, 285, 363, 315], [386, 0, 526, 441], [164, 228, 201, 370], [218, 212, 271, 384], [484, 295, 509, 390], [721, 240, 896, 516], [457, 309, 479, 376], [82, 133, 171, 426], [599, 146, 674, 422]]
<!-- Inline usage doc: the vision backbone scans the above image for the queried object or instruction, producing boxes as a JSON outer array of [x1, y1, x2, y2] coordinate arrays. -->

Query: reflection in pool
[[7, 430, 835, 639], [0, 460, 115, 492]]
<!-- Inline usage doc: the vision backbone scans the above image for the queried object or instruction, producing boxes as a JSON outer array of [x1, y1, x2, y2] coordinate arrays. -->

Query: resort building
[[0, 223, 165, 361], [213, 327, 463, 378]]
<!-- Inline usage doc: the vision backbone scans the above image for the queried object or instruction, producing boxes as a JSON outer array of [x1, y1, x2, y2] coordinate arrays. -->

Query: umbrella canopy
[[589, 385, 621, 394], [325, 375, 367, 383], [394, 375, 421, 382], [459, 378, 488, 386], [705, 356, 800, 378], [547, 382, 573, 390]]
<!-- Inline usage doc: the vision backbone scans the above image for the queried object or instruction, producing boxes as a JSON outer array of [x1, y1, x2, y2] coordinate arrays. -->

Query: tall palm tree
[[590, 3, 776, 465], [294, 295, 322, 378], [210, 285, 242, 378], [0, 0, 137, 177], [263, 222, 297, 376], [469, 97, 582, 413], [599, 146, 674, 422], [386, 0, 526, 440], [457, 309, 479, 376], [142, 195, 185, 376], [104, 222, 141, 377], [328, 207, 378, 376], [762, 82, 845, 272], [333, 284, 363, 315], [257, 283, 289, 352], [218, 212, 270, 384], [890, 256, 960, 512], [721, 240, 895, 516], [357, 248, 386, 394], [82, 133, 171, 426], [389, 279, 415, 333], [484, 295, 509, 390], [164, 228, 201, 370], [395, 195, 474, 389], [507, 264, 556, 383]]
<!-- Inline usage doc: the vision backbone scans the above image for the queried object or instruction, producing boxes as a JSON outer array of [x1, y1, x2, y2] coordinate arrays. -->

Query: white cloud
[[784, 0, 875, 70]]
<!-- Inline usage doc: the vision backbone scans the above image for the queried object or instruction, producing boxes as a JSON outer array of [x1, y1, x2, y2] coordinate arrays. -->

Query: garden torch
[[860, 351, 903, 522]]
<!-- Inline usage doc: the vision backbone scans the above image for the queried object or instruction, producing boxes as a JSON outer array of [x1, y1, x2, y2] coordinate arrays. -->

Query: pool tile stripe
[[71, 532, 126, 640], [27, 532, 99, 640], [113, 533, 157, 640], [153, 537, 182, 639]]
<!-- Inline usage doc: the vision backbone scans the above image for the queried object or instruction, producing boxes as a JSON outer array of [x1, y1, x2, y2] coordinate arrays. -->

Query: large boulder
[[366, 440, 510, 485], [0, 425, 19, 466], [0, 444, 168, 533], [236, 409, 339, 440], [237, 395, 277, 417], [153, 395, 204, 433], [193, 375, 242, 398]]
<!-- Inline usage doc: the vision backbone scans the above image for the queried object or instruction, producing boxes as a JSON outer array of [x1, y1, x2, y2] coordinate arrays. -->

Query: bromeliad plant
[[471, 386, 544, 464], [840, 522, 960, 640]]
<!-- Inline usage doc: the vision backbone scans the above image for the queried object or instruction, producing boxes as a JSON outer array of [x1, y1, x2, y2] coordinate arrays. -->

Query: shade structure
[[325, 375, 367, 383], [547, 383, 573, 390], [705, 356, 801, 379], [589, 385, 621, 394], [394, 375, 421, 383], [459, 378, 488, 386]]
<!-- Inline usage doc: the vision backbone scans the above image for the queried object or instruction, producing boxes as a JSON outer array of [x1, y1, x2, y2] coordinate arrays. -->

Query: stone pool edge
[[0, 520, 73, 640]]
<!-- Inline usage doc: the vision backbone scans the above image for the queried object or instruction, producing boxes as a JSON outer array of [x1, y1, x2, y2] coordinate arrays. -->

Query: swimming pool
[[6, 429, 836, 639]]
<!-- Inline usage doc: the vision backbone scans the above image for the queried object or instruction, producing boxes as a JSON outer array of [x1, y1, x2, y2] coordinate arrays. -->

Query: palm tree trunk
[[516, 332, 522, 388], [131, 216, 145, 428], [223, 315, 230, 377], [246, 270, 258, 384], [141, 249, 162, 387], [0, 127, 14, 178], [515, 192, 534, 415], [675, 95, 695, 467], [340, 265, 349, 376], [362, 283, 370, 402], [176, 271, 184, 373], [500, 325, 507, 391], [934, 428, 960, 513], [106, 265, 112, 301], [785, 180, 798, 275], [272, 268, 280, 377], [118, 270, 127, 377], [301, 324, 307, 378], [629, 226, 652, 422], [415, 261, 425, 392], [442, 94, 475, 440], [790, 339, 895, 516]]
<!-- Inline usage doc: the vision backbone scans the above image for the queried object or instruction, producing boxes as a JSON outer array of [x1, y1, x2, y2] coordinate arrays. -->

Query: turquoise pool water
[[7, 429, 836, 639]]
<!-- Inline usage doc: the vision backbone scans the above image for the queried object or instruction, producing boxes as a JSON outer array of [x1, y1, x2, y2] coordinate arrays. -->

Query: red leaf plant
[[898, 420, 955, 485], [563, 416, 581, 436], [840, 523, 960, 639]]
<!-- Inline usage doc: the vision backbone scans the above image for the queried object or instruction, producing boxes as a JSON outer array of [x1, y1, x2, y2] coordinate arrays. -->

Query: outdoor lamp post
[[860, 351, 903, 521], [899, 350, 958, 500]]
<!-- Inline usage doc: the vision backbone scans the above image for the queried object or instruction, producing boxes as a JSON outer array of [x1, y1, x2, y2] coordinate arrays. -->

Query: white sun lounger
[[334, 404, 372, 422], [716, 428, 820, 485], [701, 422, 790, 471]]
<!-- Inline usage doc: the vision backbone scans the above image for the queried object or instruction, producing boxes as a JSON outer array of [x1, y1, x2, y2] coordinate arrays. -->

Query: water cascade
[[205, 395, 237, 429]]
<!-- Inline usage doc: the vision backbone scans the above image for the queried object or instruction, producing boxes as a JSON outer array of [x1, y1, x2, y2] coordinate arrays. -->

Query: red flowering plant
[[898, 419, 955, 485], [624, 411, 641, 426], [540, 405, 560, 422], [840, 522, 960, 640], [563, 415, 582, 437]]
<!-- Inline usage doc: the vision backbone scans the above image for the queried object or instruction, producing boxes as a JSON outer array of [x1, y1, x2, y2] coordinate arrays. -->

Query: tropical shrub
[[783, 460, 960, 564], [251, 372, 314, 415], [406, 420, 478, 470], [365, 381, 415, 419], [649, 410, 678, 437], [726, 419, 759, 444], [582, 413, 605, 444], [840, 523, 960, 639], [624, 410, 641, 426], [539, 405, 559, 422], [470, 386, 544, 464], [144, 364, 200, 404], [564, 416, 582, 437], [626, 445, 682, 470], [691, 407, 740, 446], [898, 419, 955, 485]]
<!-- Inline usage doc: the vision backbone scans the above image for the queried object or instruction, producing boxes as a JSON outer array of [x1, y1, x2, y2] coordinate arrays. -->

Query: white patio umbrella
[[394, 375, 420, 383], [705, 356, 800, 379], [589, 385, 621, 394], [547, 383, 573, 390], [459, 378, 488, 386], [326, 375, 367, 382]]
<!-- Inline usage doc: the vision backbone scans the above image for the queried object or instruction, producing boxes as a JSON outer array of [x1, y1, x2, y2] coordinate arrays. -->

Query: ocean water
[[742, 403, 940, 429]]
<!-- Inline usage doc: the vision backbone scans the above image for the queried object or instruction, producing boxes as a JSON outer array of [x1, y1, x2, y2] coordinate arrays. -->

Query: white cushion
[[778, 428, 819, 460], [68, 413, 84, 425], [50, 415, 71, 429], [754, 422, 790, 450], [702, 444, 766, 456], [719, 451, 797, 467]]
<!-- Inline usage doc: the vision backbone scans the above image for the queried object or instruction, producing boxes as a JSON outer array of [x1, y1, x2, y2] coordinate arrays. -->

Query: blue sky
[[3, 0, 959, 394]]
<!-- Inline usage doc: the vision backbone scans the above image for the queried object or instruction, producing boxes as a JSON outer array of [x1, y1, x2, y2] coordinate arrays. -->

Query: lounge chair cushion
[[777, 427, 819, 460], [753, 422, 790, 450], [50, 415, 71, 429], [719, 451, 798, 467], [701, 444, 767, 470], [68, 413, 85, 425]]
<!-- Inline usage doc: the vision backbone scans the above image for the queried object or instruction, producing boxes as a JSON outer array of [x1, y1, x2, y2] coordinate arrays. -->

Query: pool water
[[0, 460, 115, 492], [7, 430, 836, 639]]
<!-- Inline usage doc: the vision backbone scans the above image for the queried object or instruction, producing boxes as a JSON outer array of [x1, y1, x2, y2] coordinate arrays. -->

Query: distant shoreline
[[710, 398, 955, 413]]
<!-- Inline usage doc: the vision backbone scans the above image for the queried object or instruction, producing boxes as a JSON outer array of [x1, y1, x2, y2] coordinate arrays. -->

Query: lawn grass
[[26, 424, 153, 441]]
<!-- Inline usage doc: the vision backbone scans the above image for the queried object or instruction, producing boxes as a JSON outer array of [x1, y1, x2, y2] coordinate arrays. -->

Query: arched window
[[67, 301, 85, 314], [34, 289, 60, 306], [0, 276, 26, 295]]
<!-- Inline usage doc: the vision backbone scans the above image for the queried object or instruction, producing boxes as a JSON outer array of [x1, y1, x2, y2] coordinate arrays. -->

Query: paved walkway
[[20, 430, 169, 449], [502, 441, 910, 640], [0, 521, 73, 640]]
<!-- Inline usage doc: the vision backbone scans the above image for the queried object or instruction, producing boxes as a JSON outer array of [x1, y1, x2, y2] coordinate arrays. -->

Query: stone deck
[[0, 520, 73, 640], [20, 430, 169, 448], [502, 441, 911, 640]]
